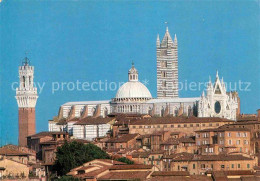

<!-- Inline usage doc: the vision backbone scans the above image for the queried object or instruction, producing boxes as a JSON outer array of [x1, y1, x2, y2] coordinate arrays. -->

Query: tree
[[53, 141, 109, 176], [115, 157, 134, 164]]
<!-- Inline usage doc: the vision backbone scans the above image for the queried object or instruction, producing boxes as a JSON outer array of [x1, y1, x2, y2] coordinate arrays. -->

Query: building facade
[[15, 57, 38, 147], [198, 71, 239, 120]]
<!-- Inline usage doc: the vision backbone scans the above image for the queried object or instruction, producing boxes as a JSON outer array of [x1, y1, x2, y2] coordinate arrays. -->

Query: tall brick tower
[[15, 57, 38, 146], [157, 27, 178, 98]]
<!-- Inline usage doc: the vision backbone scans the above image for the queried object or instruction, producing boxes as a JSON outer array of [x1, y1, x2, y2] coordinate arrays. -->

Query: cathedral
[[43, 27, 239, 132]]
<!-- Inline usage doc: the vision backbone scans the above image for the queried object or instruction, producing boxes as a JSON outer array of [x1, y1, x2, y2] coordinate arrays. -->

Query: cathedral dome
[[115, 81, 152, 99], [114, 63, 152, 101]]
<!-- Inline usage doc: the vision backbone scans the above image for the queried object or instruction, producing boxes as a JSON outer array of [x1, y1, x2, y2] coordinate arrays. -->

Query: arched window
[[23, 76, 26, 88], [29, 76, 31, 86]]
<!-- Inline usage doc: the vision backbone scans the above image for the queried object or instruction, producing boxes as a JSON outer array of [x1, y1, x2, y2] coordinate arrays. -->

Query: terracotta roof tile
[[99, 171, 151, 180], [129, 117, 234, 125], [28, 131, 68, 138], [75, 117, 114, 125], [151, 171, 190, 177], [0, 147, 29, 156], [109, 164, 153, 170], [105, 134, 139, 143]]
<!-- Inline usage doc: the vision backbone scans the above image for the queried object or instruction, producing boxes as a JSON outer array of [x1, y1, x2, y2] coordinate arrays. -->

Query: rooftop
[[129, 117, 234, 125], [74, 117, 115, 125], [105, 134, 139, 143], [62, 100, 110, 106]]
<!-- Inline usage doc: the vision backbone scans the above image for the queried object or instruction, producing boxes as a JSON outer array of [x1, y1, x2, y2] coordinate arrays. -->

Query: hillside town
[[1, 26, 259, 181]]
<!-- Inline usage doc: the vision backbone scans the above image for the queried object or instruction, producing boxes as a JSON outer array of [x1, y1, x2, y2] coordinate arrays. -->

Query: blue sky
[[0, 0, 259, 145]]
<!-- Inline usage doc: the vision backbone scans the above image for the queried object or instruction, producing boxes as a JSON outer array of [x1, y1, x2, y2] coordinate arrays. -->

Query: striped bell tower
[[15, 57, 38, 146], [156, 27, 178, 98]]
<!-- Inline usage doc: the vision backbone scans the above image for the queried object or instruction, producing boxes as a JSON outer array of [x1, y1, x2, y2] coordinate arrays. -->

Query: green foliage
[[54, 176, 81, 181], [53, 141, 109, 176], [115, 157, 134, 164]]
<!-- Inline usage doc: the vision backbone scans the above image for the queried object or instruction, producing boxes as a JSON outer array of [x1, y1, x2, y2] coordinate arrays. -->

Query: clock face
[[215, 101, 221, 114]]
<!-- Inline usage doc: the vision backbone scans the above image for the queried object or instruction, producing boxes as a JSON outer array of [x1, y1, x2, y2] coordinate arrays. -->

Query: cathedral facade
[[198, 72, 239, 120], [49, 27, 239, 132]]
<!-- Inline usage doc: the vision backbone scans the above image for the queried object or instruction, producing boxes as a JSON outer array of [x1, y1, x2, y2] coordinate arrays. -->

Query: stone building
[[15, 57, 38, 147], [162, 153, 257, 175], [0, 157, 30, 179], [157, 27, 178, 98], [195, 126, 251, 155], [48, 27, 240, 140], [198, 71, 239, 120], [128, 117, 234, 136]]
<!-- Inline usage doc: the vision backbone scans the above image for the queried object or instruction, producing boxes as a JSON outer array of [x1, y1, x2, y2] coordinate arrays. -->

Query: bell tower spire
[[157, 26, 179, 98], [15, 56, 38, 146]]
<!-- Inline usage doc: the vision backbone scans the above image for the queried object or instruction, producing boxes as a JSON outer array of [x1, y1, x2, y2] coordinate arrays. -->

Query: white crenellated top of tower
[[16, 56, 38, 108]]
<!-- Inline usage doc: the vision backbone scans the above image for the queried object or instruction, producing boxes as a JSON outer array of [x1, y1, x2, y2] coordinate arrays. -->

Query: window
[[144, 161, 146, 165], [157, 161, 159, 165], [171, 125, 174, 128], [238, 164, 241, 168], [190, 124, 193, 127], [196, 134, 200, 138], [178, 125, 181, 128], [228, 140, 232, 145], [201, 164, 205, 168], [209, 148, 214, 153], [220, 140, 224, 145], [164, 125, 167, 128], [236, 132, 241, 137], [193, 164, 196, 169], [209, 123, 212, 126], [228, 132, 231, 137], [221, 165, 225, 169], [133, 126, 136, 128], [216, 123, 219, 126], [161, 61, 167, 68], [197, 141, 201, 146], [184, 124, 187, 127], [162, 80, 166, 87], [236, 140, 240, 145], [231, 164, 234, 168], [247, 164, 250, 168], [157, 125, 160, 128], [202, 124, 205, 127], [211, 164, 214, 169], [196, 124, 200, 127], [139, 126, 143, 128], [161, 71, 166, 78]]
